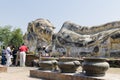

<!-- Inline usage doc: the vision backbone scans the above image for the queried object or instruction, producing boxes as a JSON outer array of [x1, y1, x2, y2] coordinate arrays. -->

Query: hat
[[43, 46, 46, 48]]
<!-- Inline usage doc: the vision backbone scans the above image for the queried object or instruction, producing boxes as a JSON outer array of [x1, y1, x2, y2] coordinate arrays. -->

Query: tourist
[[6, 45, 12, 67], [12, 47, 19, 66], [61, 52, 66, 57], [15, 50, 20, 66], [19, 43, 28, 67], [41, 46, 49, 57], [1, 46, 6, 65]]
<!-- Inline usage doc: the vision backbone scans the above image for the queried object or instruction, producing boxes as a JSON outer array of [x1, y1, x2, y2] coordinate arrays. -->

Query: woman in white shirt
[[6, 45, 12, 67]]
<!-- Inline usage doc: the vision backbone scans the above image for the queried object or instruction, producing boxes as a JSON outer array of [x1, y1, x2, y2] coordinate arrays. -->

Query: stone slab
[[30, 69, 120, 80], [0, 65, 7, 72]]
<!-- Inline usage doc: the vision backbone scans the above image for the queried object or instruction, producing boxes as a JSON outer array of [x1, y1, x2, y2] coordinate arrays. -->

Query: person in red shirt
[[19, 43, 28, 67]]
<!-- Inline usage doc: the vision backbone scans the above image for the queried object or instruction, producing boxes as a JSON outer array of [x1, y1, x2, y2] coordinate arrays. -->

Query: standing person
[[1, 46, 6, 65], [6, 45, 12, 67], [19, 43, 28, 67], [12, 47, 18, 66], [41, 46, 49, 57]]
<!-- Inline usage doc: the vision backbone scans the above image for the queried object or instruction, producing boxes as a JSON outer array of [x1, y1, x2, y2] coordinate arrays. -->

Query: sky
[[0, 0, 120, 34]]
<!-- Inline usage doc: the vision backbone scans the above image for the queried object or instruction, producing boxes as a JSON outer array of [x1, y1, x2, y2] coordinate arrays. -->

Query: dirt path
[[0, 67, 43, 80], [0, 66, 119, 80], [106, 68, 120, 74]]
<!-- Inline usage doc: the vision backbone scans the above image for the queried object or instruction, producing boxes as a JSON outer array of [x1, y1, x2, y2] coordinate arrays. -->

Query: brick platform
[[0, 65, 7, 72], [30, 69, 120, 80], [26, 54, 38, 66]]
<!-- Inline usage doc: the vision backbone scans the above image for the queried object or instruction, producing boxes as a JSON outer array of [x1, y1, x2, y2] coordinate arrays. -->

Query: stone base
[[26, 54, 39, 66], [0, 65, 7, 72], [30, 69, 120, 80]]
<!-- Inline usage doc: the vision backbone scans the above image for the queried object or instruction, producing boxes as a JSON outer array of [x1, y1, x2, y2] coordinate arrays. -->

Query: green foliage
[[0, 25, 12, 46], [9, 28, 24, 48], [0, 25, 23, 48]]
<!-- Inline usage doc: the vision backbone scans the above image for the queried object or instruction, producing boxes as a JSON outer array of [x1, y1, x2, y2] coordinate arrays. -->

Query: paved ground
[[0, 66, 43, 80], [104, 68, 120, 80], [0, 66, 119, 80]]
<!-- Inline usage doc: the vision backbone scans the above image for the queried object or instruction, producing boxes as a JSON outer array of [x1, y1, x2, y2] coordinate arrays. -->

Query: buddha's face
[[24, 19, 55, 52], [28, 19, 55, 42]]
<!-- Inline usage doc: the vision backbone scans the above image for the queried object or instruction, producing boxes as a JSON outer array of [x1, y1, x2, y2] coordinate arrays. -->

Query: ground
[[0, 67, 43, 80], [0, 66, 119, 80]]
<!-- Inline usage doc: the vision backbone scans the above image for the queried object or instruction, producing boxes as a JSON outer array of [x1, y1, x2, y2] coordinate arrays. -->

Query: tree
[[9, 28, 23, 48], [0, 25, 24, 48], [0, 26, 12, 46]]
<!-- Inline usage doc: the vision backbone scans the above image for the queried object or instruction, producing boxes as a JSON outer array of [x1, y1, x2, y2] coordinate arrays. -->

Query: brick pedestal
[[26, 54, 38, 66], [30, 69, 118, 80], [0, 65, 7, 72]]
